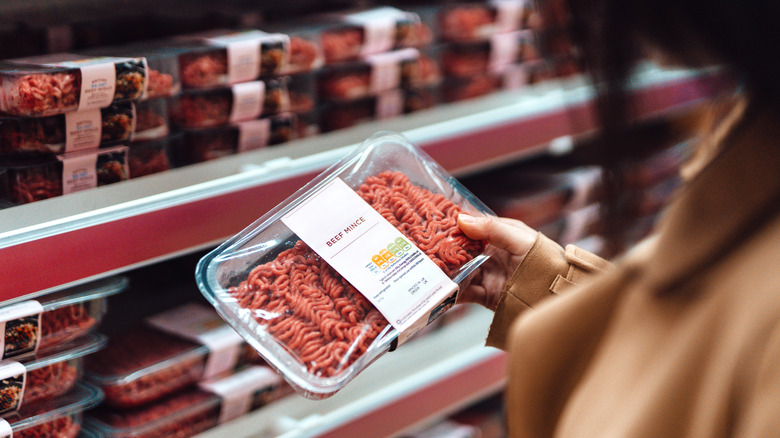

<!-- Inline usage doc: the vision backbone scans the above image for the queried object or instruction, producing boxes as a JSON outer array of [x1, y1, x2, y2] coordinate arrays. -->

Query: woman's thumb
[[458, 214, 537, 255]]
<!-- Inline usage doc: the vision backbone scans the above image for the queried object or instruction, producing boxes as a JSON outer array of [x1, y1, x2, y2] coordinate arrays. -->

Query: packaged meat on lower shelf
[[441, 30, 540, 77], [175, 114, 294, 164], [319, 7, 427, 63], [0, 55, 147, 117], [438, 0, 531, 42], [85, 303, 257, 408], [0, 333, 106, 416], [316, 48, 422, 100], [0, 145, 130, 206], [196, 132, 495, 398], [169, 78, 290, 129], [0, 103, 134, 157], [83, 365, 289, 438], [82, 43, 183, 99], [131, 98, 170, 142], [127, 135, 178, 178], [319, 90, 404, 133], [0, 277, 126, 360], [176, 29, 291, 80], [0, 382, 103, 438]]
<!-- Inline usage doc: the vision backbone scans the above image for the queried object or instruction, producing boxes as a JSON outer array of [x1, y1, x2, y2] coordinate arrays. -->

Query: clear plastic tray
[[3, 382, 104, 438], [83, 366, 289, 438], [0, 333, 107, 414], [131, 98, 170, 143], [195, 132, 494, 398], [0, 145, 130, 206], [84, 388, 220, 438], [82, 44, 183, 100], [84, 326, 208, 408], [1, 276, 127, 356], [0, 103, 134, 157], [175, 114, 295, 165], [168, 78, 290, 129], [318, 90, 405, 133], [316, 48, 422, 101], [127, 135, 178, 179], [438, 1, 531, 42], [0, 55, 146, 117]]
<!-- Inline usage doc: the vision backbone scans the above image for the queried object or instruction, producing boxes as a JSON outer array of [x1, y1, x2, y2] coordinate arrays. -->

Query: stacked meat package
[[82, 302, 291, 437], [0, 277, 127, 437]]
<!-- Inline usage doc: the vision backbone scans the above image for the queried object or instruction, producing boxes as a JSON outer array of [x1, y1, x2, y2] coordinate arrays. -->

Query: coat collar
[[631, 102, 780, 293]]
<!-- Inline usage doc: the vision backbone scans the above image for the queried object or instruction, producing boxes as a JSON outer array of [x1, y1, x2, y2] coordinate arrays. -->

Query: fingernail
[[458, 213, 476, 225]]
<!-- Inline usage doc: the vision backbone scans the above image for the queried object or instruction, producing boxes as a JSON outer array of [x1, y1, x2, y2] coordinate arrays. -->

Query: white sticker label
[[58, 151, 98, 194], [0, 361, 26, 417], [225, 39, 262, 84], [230, 82, 265, 123], [491, 0, 525, 33], [489, 32, 520, 74], [366, 48, 419, 92], [0, 419, 10, 438], [0, 301, 43, 360], [199, 366, 281, 424], [64, 109, 102, 152], [236, 118, 271, 153], [281, 178, 458, 340], [346, 7, 408, 55], [375, 90, 404, 119], [78, 63, 117, 110], [146, 303, 244, 380]]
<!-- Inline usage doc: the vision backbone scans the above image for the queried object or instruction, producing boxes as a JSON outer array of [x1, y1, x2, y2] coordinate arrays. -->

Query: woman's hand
[[457, 214, 538, 310]]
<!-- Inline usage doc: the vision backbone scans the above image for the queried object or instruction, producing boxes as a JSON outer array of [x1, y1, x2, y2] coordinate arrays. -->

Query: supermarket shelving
[[0, 65, 723, 302], [195, 305, 505, 438]]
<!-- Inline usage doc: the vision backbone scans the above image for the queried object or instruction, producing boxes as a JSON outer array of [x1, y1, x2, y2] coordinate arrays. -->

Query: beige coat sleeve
[[485, 232, 612, 349]]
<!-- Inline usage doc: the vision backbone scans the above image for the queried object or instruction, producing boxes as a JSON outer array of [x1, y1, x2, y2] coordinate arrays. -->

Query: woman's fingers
[[458, 214, 537, 256]]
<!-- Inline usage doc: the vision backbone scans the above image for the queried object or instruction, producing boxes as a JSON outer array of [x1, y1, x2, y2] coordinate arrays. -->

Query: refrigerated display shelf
[[194, 305, 504, 438], [0, 65, 724, 302]]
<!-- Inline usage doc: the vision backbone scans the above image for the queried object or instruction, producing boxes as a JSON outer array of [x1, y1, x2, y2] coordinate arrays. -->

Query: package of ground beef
[[0, 104, 134, 157], [85, 302, 259, 408], [0, 145, 130, 206], [175, 114, 295, 165], [0, 333, 106, 416], [1, 381, 103, 438], [0, 277, 126, 359], [83, 365, 288, 438], [0, 55, 146, 117], [196, 132, 495, 398], [169, 78, 290, 129]]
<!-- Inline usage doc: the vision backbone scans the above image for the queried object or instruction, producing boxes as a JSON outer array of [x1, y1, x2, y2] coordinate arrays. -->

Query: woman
[[456, 0, 780, 436]]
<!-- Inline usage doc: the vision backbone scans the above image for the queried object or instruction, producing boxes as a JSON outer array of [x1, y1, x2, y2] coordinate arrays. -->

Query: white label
[[146, 303, 244, 380], [375, 90, 404, 119], [230, 82, 265, 123], [0, 419, 11, 438], [281, 178, 458, 340], [0, 301, 43, 360], [236, 118, 271, 153], [64, 109, 102, 152], [225, 39, 262, 84], [78, 63, 117, 110], [366, 48, 419, 92], [489, 33, 520, 74], [0, 361, 26, 416], [58, 151, 98, 194], [199, 366, 281, 423], [502, 64, 530, 90], [346, 7, 408, 55], [491, 0, 525, 33]]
